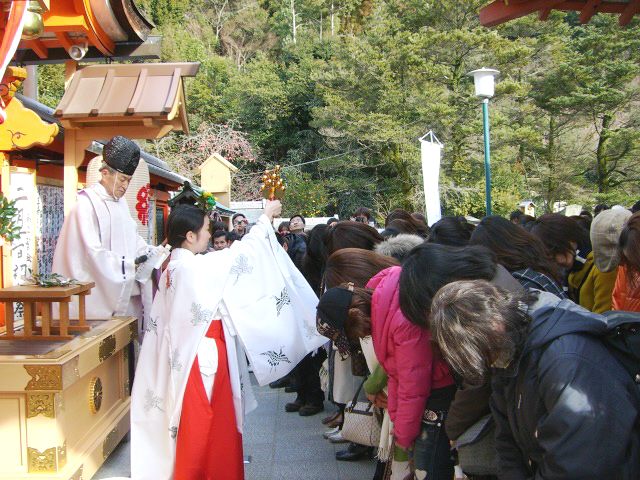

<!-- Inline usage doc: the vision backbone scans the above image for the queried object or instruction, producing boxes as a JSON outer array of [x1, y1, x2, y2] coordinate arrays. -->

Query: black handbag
[[455, 414, 497, 476]]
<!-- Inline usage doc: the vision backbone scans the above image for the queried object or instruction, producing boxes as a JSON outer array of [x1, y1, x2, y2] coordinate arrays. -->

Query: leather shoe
[[322, 411, 340, 425], [298, 403, 324, 416], [335, 443, 373, 461], [285, 397, 303, 412], [269, 377, 290, 389], [326, 412, 343, 428]]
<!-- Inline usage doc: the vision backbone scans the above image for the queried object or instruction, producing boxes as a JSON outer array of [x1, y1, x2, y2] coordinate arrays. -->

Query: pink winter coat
[[367, 266, 454, 449]]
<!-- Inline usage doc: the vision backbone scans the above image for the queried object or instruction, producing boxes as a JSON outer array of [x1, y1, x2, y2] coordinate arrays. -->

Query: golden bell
[[21, 2, 44, 40]]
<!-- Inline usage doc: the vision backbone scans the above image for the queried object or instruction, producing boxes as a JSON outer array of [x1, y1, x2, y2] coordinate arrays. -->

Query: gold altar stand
[[0, 316, 137, 479]]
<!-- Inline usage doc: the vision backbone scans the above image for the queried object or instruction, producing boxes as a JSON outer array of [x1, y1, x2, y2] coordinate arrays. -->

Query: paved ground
[[94, 381, 377, 480]]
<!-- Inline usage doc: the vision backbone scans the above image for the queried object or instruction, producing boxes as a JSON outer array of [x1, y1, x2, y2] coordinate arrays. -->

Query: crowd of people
[[50, 135, 640, 479], [260, 204, 640, 480]]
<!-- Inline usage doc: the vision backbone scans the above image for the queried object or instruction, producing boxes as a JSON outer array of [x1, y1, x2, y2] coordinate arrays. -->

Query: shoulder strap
[[574, 263, 595, 301]]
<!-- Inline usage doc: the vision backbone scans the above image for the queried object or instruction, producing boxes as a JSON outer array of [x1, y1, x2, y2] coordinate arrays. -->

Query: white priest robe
[[52, 183, 151, 324], [131, 215, 326, 480]]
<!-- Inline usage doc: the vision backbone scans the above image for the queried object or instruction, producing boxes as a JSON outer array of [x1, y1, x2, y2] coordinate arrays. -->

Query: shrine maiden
[[131, 201, 326, 480], [52, 136, 165, 328]]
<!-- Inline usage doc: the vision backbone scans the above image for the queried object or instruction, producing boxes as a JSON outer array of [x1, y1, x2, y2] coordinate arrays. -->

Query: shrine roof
[[54, 62, 200, 137], [480, 0, 640, 27], [18, 93, 189, 187]]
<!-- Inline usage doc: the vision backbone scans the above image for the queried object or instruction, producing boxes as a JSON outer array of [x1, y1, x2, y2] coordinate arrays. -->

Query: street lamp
[[468, 67, 499, 216]]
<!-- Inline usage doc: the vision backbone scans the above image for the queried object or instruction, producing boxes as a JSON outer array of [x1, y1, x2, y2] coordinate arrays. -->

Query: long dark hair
[[324, 248, 399, 289], [166, 205, 207, 249], [428, 216, 475, 246], [301, 224, 329, 294], [345, 285, 373, 340], [399, 243, 497, 328], [324, 221, 383, 257], [469, 215, 560, 282], [385, 208, 429, 238], [529, 213, 588, 257]]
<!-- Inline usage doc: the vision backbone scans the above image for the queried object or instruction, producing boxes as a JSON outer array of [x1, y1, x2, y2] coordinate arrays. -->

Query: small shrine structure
[[0, 2, 202, 479]]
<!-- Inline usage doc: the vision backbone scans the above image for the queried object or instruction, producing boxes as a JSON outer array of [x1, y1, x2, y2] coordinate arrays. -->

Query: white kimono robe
[[52, 183, 151, 325], [131, 215, 326, 480]]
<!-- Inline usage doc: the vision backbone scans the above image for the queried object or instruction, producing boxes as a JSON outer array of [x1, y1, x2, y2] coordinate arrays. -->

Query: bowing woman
[[131, 201, 326, 480]]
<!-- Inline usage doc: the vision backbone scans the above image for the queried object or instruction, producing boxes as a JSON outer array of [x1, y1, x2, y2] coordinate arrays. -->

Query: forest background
[[38, 0, 640, 220]]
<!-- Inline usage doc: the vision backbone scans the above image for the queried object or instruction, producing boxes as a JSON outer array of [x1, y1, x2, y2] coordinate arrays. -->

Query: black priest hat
[[103, 136, 141, 176]]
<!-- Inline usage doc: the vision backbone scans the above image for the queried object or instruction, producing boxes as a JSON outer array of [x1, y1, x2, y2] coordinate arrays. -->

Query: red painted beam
[[557, 1, 630, 13], [539, 8, 552, 20], [480, 0, 565, 27], [620, 0, 640, 25], [579, 0, 601, 24]]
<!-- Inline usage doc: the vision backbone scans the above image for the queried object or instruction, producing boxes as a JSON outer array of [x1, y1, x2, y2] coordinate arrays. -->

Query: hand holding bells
[[260, 165, 286, 200]]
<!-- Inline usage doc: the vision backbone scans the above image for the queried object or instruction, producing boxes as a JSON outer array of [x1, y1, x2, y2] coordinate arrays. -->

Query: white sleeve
[[52, 195, 135, 285]]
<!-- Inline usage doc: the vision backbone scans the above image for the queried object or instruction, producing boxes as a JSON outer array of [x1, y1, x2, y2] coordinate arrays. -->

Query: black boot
[[285, 394, 304, 413], [335, 443, 373, 461], [298, 403, 324, 416], [269, 376, 291, 389], [284, 383, 301, 393]]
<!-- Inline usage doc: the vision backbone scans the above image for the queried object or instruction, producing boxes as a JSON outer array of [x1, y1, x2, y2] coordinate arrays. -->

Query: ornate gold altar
[[0, 316, 136, 479]]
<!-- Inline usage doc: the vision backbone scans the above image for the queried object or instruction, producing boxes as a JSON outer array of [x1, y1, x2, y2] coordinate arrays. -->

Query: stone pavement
[[94, 381, 377, 480]]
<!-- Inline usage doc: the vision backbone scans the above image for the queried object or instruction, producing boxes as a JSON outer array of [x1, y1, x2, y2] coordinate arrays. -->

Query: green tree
[[533, 16, 640, 196], [281, 169, 328, 216]]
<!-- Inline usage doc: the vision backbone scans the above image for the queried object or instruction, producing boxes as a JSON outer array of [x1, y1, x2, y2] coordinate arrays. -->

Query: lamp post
[[468, 68, 499, 216]]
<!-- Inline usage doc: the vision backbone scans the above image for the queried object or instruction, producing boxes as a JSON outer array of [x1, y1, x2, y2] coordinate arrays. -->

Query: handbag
[[455, 414, 497, 476], [341, 379, 382, 447]]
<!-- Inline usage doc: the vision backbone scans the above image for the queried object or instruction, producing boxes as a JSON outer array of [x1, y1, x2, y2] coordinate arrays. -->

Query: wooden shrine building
[[0, 2, 207, 480]]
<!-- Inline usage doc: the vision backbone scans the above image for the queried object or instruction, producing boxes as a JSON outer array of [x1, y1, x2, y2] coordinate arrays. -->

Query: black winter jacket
[[285, 233, 307, 270], [491, 293, 640, 480]]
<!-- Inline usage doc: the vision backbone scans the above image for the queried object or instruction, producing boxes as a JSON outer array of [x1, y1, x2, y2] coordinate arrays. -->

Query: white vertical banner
[[419, 131, 443, 226]]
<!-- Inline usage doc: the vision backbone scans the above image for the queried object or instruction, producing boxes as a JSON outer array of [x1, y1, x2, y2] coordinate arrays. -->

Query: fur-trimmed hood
[[374, 234, 424, 261]]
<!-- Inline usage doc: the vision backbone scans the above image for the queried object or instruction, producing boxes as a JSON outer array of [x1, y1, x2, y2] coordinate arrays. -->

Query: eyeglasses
[[233, 219, 248, 226]]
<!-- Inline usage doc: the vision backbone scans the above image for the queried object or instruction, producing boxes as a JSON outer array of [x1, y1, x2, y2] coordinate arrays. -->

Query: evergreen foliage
[[37, 1, 640, 216]]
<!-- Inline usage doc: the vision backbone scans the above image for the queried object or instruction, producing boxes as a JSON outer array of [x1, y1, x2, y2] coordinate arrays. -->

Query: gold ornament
[[24, 365, 63, 391], [26, 443, 66, 473], [260, 165, 286, 200], [98, 334, 116, 363], [103, 426, 120, 460], [27, 393, 56, 418], [89, 377, 103, 414], [27, 447, 56, 473]]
